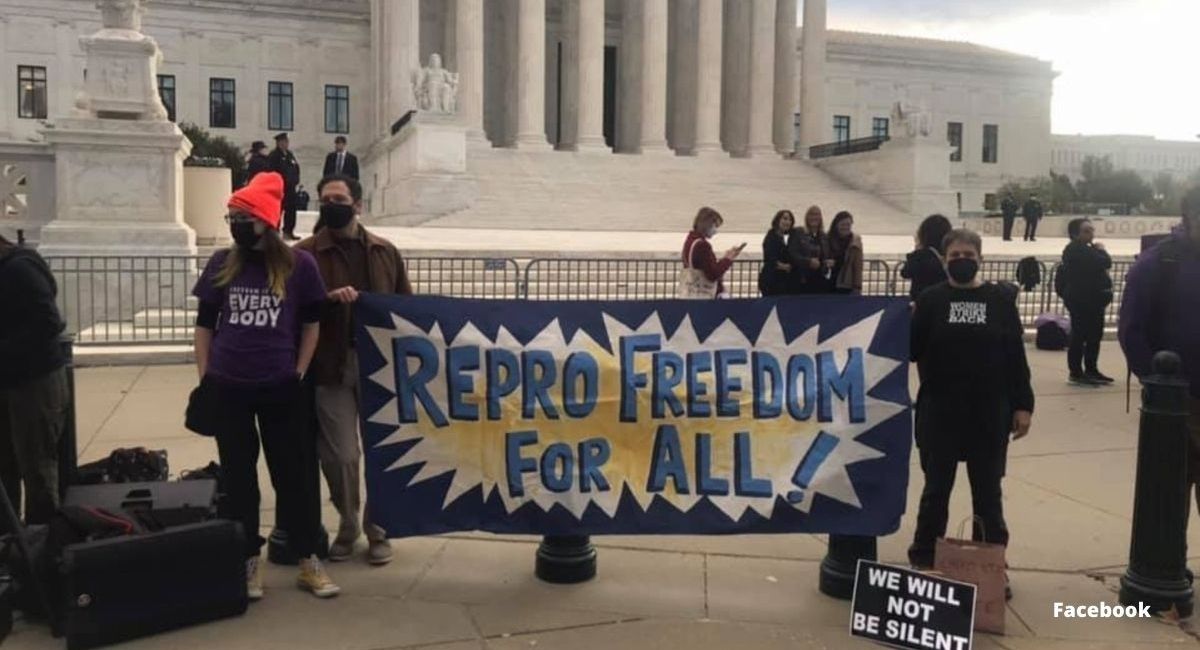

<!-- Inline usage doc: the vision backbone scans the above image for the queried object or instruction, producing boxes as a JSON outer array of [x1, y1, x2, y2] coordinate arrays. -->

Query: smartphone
[[737, 242, 748, 251]]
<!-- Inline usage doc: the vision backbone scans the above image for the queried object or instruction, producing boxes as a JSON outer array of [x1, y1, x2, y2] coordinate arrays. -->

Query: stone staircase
[[418, 143, 915, 235]]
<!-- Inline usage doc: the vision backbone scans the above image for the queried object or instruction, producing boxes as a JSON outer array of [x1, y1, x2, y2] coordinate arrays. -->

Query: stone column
[[574, 0, 608, 151], [513, 0, 550, 149], [773, 0, 798, 155], [455, 0, 485, 139], [640, 0, 669, 152], [693, 0, 723, 155], [383, 0, 420, 130], [797, 0, 827, 156], [745, 0, 776, 157]]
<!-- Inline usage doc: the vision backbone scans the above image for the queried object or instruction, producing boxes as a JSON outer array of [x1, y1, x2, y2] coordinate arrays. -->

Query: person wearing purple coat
[[1119, 189, 1200, 512]]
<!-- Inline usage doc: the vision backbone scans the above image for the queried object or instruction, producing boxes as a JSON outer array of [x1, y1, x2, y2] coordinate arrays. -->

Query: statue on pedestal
[[97, 0, 144, 32], [890, 99, 933, 139], [412, 54, 459, 114]]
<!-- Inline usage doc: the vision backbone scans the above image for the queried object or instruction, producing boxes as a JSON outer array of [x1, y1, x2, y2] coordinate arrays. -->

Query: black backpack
[[1054, 262, 1069, 300]]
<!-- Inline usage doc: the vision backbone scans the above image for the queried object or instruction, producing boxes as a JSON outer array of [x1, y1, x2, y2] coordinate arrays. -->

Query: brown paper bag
[[935, 535, 1007, 634]]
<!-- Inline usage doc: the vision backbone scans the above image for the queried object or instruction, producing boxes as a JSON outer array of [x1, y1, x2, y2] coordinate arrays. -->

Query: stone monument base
[[364, 116, 476, 226], [814, 136, 958, 219], [38, 117, 195, 257]]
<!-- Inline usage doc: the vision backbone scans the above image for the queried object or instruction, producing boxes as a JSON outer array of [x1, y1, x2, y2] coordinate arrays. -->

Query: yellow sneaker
[[246, 557, 264, 601], [297, 556, 340, 598]]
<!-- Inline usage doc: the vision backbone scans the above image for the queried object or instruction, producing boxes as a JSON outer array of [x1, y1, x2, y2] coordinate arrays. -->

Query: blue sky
[[820, 0, 1195, 142]]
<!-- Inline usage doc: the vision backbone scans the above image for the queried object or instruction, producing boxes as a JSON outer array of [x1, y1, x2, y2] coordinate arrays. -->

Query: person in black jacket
[[322, 136, 360, 180], [268, 132, 302, 241], [1061, 218, 1114, 385], [908, 229, 1034, 600], [245, 141, 270, 185], [0, 234, 68, 525], [1022, 194, 1044, 242], [786, 205, 831, 294], [759, 210, 794, 296], [1000, 193, 1019, 241], [901, 214, 952, 302]]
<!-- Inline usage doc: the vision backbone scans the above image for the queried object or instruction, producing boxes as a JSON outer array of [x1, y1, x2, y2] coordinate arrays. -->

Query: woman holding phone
[[680, 206, 744, 299]]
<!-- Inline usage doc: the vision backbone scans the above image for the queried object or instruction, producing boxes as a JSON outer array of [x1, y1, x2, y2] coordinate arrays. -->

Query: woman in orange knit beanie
[[191, 171, 340, 600]]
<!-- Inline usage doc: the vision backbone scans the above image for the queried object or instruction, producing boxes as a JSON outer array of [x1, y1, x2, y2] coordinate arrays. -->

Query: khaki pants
[[0, 367, 68, 525], [315, 353, 385, 543]]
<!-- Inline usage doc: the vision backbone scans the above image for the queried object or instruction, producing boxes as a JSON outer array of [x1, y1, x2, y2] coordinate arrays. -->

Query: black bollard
[[535, 535, 597, 584], [819, 534, 877, 600], [1120, 351, 1194, 617]]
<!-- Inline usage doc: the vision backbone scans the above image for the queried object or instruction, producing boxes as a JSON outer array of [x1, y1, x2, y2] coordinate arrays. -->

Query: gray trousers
[[315, 353, 385, 542], [0, 367, 68, 525]]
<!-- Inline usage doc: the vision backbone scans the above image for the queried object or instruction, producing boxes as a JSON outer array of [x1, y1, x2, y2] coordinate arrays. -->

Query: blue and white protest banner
[[354, 295, 911, 537]]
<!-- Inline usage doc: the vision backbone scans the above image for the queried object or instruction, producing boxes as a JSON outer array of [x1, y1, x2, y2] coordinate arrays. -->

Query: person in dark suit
[[268, 133, 301, 240], [245, 141, 271, 185], [1000, 193, 1019, 241], [322, 136, 359, 180], [758, 210, 793, 296], [1022, 194, 1044, 242]]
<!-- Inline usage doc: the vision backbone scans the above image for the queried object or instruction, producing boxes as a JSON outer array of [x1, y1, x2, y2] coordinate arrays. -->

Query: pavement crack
[[481, 617, 646, 642], [79, 365, 148, 457], [401, 538, 450, 601], [703, 554, 710, 619]]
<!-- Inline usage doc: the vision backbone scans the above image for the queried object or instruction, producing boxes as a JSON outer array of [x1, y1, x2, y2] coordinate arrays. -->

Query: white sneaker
[[246, 557, 264, 601], [297, 555, 341, 598]]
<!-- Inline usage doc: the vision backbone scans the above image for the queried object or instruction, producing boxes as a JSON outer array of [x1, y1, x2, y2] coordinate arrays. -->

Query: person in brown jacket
[[296, 174, 412, 565], [827, 211, 864, 294]]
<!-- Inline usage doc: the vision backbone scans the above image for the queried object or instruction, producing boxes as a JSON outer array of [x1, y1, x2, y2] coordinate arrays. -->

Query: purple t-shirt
[[192, 248, 327, 385]]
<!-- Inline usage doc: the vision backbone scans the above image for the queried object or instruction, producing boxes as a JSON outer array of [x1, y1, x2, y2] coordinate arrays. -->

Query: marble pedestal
[[364, 116, 475, 226], [37, 118, 196, 257], [814, 136, 958, 219]]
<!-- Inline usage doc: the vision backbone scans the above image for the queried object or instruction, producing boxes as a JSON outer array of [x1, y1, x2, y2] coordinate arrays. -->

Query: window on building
[[17, 65, 48, 119], [324, 85, 350, 134], [984, 193, 997, 211], [982, 124, 998, 164], [947, 122, 963, 162], [157, 74, 176, 122], [209, 78, 236, 128], [833, 115, 851, 144], [268, 81, 293, 131], [872, 117, 889, 139]]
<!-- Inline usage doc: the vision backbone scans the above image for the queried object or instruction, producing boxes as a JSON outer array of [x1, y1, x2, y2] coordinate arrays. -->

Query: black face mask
[[320, 203, 356, 231], [230, 221, 261, 249], [946, 258, 979, 284]]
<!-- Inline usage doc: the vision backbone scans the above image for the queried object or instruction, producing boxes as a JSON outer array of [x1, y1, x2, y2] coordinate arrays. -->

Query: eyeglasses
[[224, 214, 254, 225]]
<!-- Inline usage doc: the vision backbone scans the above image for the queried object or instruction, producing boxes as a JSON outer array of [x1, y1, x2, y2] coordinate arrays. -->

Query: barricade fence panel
[[44, 254, 1132, 345]]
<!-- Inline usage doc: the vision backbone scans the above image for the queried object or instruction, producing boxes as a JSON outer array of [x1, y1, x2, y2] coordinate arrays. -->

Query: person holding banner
[[907, 229, 1034, 595], [297, 174, 412, 566], [681, 206, 743, 299], [192, 171, 341, 600], [759, 210, 794, 296]]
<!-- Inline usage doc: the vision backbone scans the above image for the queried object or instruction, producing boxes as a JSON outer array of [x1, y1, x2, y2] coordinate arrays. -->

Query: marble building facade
[[0, 0, 1055, 218]]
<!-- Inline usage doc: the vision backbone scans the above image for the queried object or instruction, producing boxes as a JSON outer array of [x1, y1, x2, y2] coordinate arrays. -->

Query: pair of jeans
[[1067, 300, 1106, 375], [209, 376, 320, 558], [908, 442, 1009, 568], [0, 366, 68, 526]]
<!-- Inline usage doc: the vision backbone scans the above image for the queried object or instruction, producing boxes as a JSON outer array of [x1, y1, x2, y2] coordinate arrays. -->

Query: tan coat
[[835, 234, 864, 294], [296, 226, 412, 386]]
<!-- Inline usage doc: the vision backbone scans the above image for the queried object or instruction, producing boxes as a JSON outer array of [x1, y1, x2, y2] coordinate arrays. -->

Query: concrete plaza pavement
[[8, 346, 1200, 649]]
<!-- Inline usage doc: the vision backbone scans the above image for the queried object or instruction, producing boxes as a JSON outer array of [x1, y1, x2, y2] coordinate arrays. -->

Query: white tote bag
[[677, 237, 719, 300]]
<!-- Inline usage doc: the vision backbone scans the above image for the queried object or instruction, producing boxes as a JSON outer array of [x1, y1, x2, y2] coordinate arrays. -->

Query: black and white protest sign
[[850, 560, 976, 650]]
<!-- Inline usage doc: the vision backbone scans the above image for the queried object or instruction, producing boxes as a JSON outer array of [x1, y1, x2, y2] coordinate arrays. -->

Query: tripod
[[0, 479, 53, 624]]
